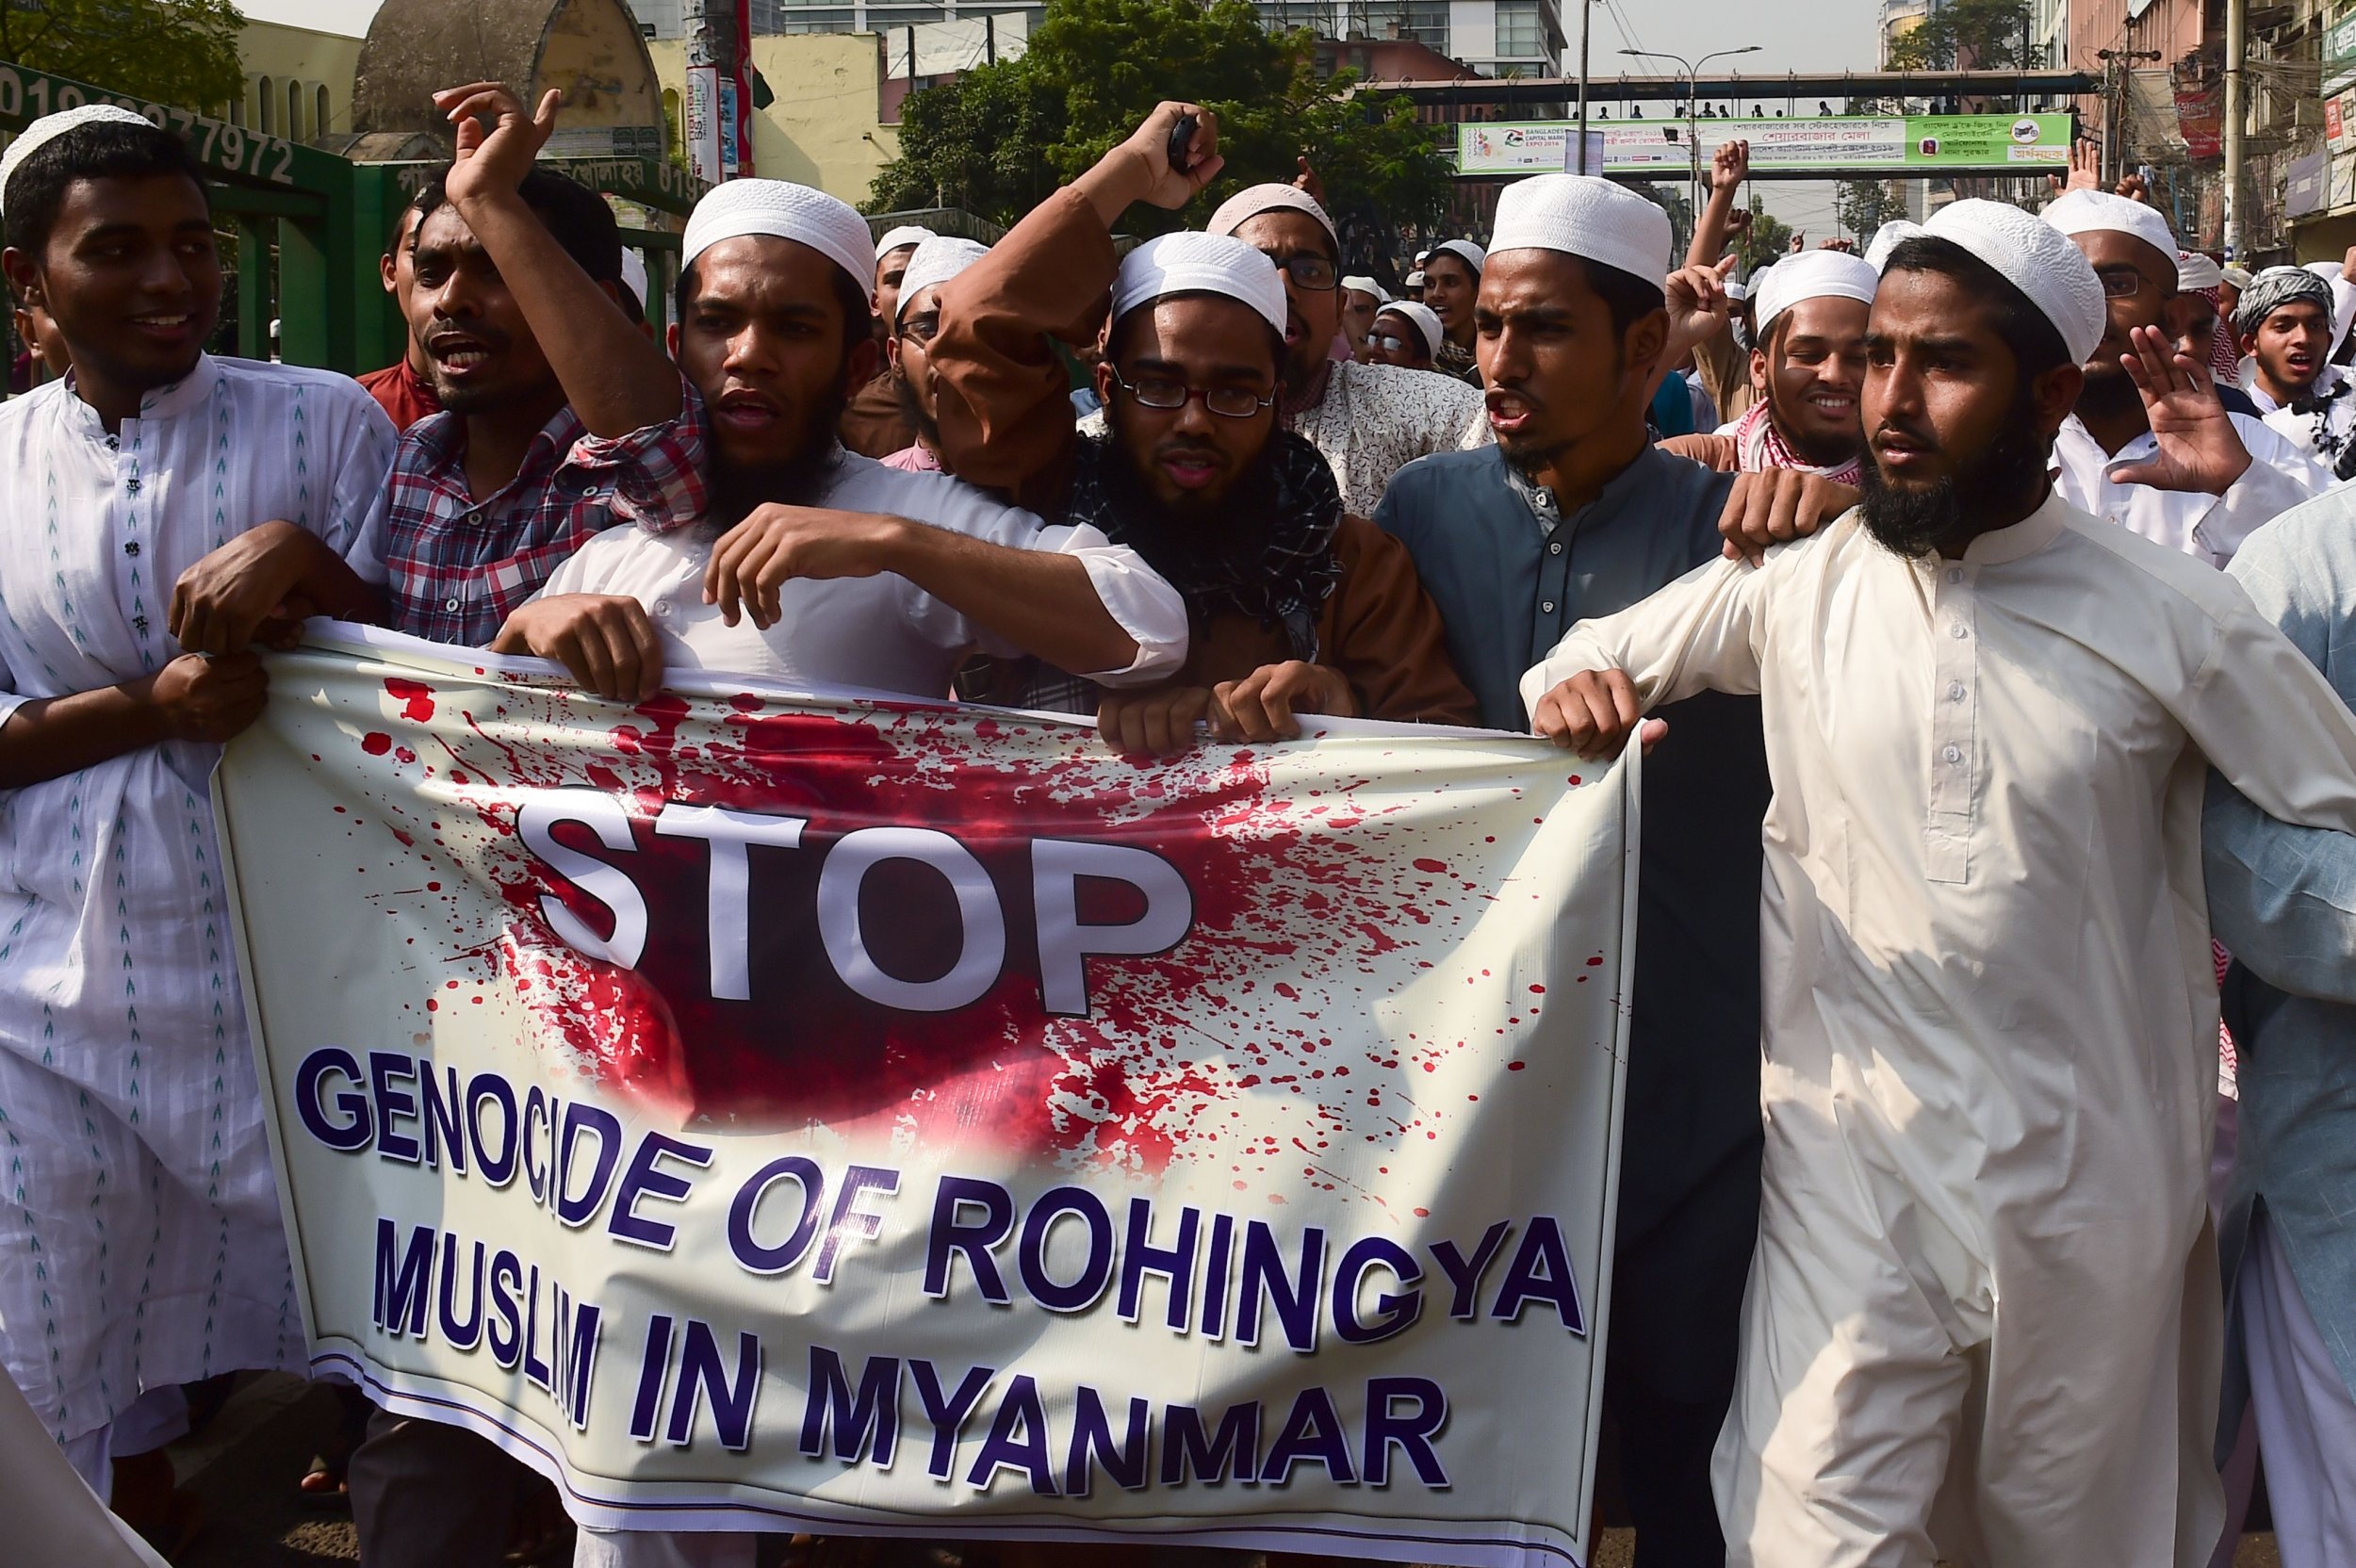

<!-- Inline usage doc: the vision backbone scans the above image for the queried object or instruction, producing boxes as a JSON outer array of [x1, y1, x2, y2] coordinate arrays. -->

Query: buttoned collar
[[58, 352, 222, 440]]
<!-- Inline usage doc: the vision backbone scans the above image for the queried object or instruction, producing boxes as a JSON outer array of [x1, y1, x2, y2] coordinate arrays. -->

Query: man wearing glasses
[[923, 104, 1475, 754], [881, 235, 989, 473], [2042, 190, 2326, 567], [1200, 183, 1487, 518]]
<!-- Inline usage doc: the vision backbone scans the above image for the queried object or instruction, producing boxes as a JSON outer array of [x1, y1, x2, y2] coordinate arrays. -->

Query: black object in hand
[[1167, 113, 1198, 175]]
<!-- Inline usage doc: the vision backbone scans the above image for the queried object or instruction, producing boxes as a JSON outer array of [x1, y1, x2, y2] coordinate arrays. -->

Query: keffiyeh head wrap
[[2234, 266, 2335, 340]]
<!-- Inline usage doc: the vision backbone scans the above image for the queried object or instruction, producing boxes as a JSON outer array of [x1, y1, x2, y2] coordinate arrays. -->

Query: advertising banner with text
[[1459, 112, 2072, 176], [217, 628, 1637, 1567]]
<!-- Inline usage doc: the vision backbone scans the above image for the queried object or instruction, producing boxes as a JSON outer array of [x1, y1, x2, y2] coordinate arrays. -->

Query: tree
[[0, 0, 246, 114], [872, 0, 1452, 253], [1737, 195, 1794, 269], [1832, 178, 1907, 241], [1884, 0, 2035, 74]]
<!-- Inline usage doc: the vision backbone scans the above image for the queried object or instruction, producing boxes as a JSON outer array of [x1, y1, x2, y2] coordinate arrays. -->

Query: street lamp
[[1620, 45, 1761, 220]]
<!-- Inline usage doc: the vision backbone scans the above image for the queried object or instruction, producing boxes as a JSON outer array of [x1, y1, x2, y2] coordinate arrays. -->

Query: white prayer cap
[[874, 224, 935, 260], [1376, 301, 1445, 359], [2222, 265, 2255, 289], [1207, 184, 1338, 249], [1432, 238, 1487, 273], [1110, 231, 1287, 336], [1341, 274, 1388, 301], [619, 249, 648, 302], [1752, 250, 1878, 335], [1881, 198, 2106, 367], [0, 104, 159, 211], [1403, 270, 1426, 288], [1488, 174, 1672, 291], [1726, 278, 1750, 302], [1864, 219, 1922, 271], [2176, 251, 2223, 291], [682, 180, 875, 290], [894, 236, 988, 320], [2041, 188, 2178, 269]]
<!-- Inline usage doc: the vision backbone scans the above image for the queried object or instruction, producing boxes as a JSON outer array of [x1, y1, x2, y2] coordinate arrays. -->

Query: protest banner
[[216, 626, 1636, 1567], [1457, 111, 2072, 177]]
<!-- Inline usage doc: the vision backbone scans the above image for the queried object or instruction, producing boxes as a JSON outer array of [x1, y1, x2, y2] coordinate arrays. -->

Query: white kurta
[[0, 357, 395, 1444], [535, 449, 1187, 697], [2051, 412, 2327, 568], [1522, 495, 2356, 1568]]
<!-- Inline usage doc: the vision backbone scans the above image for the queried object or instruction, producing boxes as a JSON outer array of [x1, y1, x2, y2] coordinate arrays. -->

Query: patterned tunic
[[0, 356, 394, 1442]]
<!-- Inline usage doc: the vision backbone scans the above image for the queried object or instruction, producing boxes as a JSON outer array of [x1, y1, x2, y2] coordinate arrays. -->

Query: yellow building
[[230, 18, 362, 141], [645, 35, 902, 206]]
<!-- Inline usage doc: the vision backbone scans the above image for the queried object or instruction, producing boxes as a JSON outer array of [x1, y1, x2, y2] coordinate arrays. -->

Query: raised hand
[[1126, 103, 1225, 210], [433, 82, 562, 205], [1710, 139, 1750, 192], [2049, 137, 2102, 195], [1662, 253, 1740, 362], [1292, 155, 1328, 210], [2109, 323, 2252, 495]]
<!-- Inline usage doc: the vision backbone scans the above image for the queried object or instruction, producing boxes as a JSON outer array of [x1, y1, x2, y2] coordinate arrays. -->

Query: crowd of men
[[2, 72, 2355, 1568]]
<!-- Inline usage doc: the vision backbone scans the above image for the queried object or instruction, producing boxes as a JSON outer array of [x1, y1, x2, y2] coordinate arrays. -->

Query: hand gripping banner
[[215, 626, 1638, 1567]]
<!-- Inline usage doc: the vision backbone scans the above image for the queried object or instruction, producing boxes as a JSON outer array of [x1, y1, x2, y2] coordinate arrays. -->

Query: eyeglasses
[[1363, 333, 1412, 352], [897, 313, 940, 345], [1107, 368, 1276, 419], [2095, 270, 2148, 300], [1259, 252, 1338, 291]]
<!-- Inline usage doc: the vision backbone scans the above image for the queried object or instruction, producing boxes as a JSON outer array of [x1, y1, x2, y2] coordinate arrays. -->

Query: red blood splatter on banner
[[360, 732, 392, 756], [335, 675, 1541, 1179]]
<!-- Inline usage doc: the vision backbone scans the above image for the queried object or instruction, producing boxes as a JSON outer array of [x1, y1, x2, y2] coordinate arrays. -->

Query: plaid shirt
[[372, 383, 709, 645]]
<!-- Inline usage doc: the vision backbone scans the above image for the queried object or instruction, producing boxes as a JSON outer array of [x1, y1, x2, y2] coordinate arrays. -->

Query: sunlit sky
[[237, 0, 1884, 232]]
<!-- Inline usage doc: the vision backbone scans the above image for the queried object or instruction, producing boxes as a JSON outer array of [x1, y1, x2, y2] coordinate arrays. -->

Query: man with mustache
[[1418, 237, 1483, 383], [1199, 182, 1488, 518], [2039, 190, 2324, 568], [1524, 197, 2356, 1568], [495, 184, 1182, 714], [362, 84, 707, 651], [922, 104, 1474, 753], [1374, 171, 1802, 1568], [355, 192, 442, 430], [881, 234, 989, 472]]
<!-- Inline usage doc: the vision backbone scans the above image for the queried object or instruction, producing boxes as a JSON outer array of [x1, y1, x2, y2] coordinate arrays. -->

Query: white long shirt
[[2051, 412, 2327, 568], [2261, 389, 2356, 471], [1521, 496, 2356, 1551], [0, 357, 396, 1442], [535, 449, 1186, 698]]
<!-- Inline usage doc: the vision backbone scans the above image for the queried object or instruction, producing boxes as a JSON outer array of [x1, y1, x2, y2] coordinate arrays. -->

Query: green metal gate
[[0, 57, 707, 378]]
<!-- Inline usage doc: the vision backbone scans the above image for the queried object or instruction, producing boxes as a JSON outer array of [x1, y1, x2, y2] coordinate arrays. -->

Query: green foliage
[[0, 0, 247, 113], [1738, 194, 1793, 268], [1884, 0, 2035, 73], [871, 0, 1452, 246], [1832, 178, 1907, 240]]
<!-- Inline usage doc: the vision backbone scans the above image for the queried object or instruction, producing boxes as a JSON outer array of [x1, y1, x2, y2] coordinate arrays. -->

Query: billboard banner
[[1458, 112, 2073, 176], [217, 628, 1638, 1567]]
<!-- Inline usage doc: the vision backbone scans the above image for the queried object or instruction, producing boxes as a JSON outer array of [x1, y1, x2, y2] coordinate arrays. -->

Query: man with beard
[[1419, 237, 1483, 382], [837, 222, 929, 458], [2240, 266, 2356, 473], [363, 85, 707, 651], [1523, 196, 2356, 1568], [1375, 171, 1804, 1568], [0, 100, 394, 1523], [1340, 272, 1384, 357], [2040, 190, 2324, 568], [922, 104, 1474, 752], [345, 81, 708, 1568], [494, 183, 1182, 714], [1664, 248, 1874, 486], [1197, 182, 1486, 517], [2239, 255, 2356, 414], [881, 234, 989, 471]]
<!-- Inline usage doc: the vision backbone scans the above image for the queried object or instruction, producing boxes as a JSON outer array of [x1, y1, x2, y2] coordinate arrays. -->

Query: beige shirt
[[1522, 495, 2356, 1553]]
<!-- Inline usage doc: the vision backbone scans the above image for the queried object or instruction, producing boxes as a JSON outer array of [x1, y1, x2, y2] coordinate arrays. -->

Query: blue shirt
[[1376, 444, 1765, 1316], [2204, 489, 2356, 1415]]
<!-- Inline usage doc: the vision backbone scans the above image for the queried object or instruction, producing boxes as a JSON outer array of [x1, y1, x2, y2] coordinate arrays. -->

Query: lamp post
[[1619, 45, 1761, 218]]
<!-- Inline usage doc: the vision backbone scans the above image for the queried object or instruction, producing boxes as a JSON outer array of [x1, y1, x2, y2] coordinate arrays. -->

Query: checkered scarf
[[1733, 398, 1863, 488]]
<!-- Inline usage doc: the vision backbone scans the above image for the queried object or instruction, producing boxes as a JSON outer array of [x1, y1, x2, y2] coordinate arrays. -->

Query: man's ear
[[842, 333, 881, 395], [2032, 361, 2086, 439], [3, 249, 41, 312], [1625, 306, 1670, 392], [884, 331, 903, 374], [664, 320, 680, 359]]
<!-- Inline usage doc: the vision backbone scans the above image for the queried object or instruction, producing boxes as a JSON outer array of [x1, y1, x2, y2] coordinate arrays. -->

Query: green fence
[[0, 57, 706, 377]]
